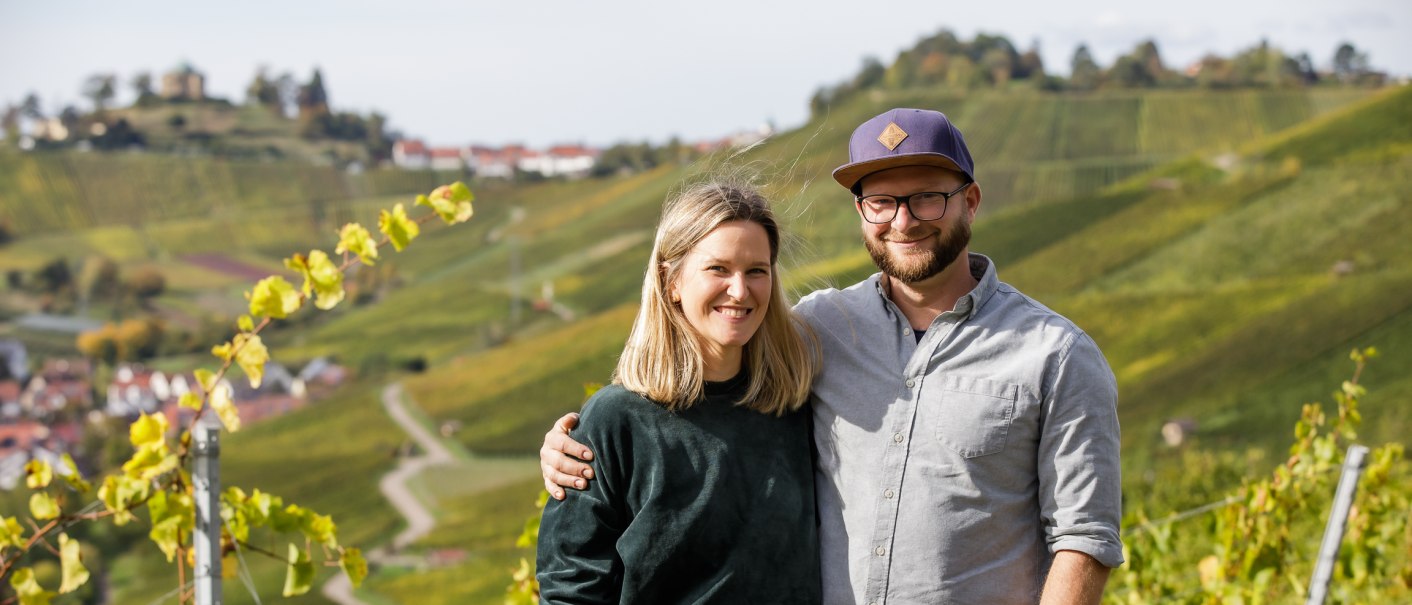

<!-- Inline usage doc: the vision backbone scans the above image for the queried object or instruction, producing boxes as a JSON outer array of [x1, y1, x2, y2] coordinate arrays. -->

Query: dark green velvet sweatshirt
[[536, 373, 821, 604]]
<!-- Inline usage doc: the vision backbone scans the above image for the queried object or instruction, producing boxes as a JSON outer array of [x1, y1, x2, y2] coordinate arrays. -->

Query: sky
[[2, 0, 1407, 148]]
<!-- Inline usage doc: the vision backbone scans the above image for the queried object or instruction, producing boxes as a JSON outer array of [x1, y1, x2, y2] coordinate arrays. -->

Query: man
[[541, 108, 1123, 604]]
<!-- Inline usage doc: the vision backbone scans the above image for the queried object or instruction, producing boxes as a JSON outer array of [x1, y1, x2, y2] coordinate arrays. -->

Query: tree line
[[1, 66, 396, 162], [812, 31, 1388, 116]]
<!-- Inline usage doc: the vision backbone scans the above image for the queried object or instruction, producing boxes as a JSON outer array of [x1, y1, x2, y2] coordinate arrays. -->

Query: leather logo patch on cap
[[877, 122, 908, 150]]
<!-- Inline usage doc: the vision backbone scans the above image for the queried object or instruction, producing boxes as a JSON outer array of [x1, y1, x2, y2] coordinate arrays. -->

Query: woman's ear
[[661, 262, 680, 304]]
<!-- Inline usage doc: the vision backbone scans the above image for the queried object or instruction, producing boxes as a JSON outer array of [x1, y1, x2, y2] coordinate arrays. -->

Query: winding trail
[[321, 383, 456, 605]]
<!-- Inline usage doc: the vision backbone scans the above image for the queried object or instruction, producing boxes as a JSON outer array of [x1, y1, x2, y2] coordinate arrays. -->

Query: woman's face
[[670, 220, 773, 376]]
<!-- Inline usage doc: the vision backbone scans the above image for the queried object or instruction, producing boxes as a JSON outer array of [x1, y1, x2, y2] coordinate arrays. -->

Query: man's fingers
[[553, 412, 580, 433], [544, 426, 594, 462]]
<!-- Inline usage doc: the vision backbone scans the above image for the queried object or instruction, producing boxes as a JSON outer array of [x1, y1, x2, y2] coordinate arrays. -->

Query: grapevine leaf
[[179, 391, 203, 410], [378, 203, 420, 251], [211, 381, 242, 433], [284, 250, 344, 310], [9, 567, 55, 605], [129, 412, 169, 448], [29, 492, 60, 520], [97, 475, 149, 526], [301, 511, 338, 548], [238, 314, 255, 332], [335, 223, 379, 266], [231, 333, 269, 389], [211, 340, 233, 363], [1, 516, 27, 551], [283, 543, 315, 597], [24, 459, 53, 490], [123, 444, 177, 482], [249, 275, 302, 319], [58, 533, 90, 594], [270, 504, 302, 533], [58, 454, 91, 493], [417, 183, 476, 225], [340, 547, 368, 588], [149, 516, 183, 562]]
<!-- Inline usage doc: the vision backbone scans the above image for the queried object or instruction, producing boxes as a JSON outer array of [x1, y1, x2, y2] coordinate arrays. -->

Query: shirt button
[[902, 327, 912, 336], [884, 489, 895, 499], [875, 546, 887, 556], [905, 378, 915, 388], [892, 432, 904, 444]]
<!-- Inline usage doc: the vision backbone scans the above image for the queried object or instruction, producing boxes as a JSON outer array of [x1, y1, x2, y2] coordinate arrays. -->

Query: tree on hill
[[82, 73, 117, 113], [246, 67, 284, 115], [1069, 44, 1102, 91], [131, 71, 159, 107], [21, 92, 44, 119], [1333, 42, 1372, 84], [1107, 39, 1171, 88], [297, 69, 330, 118], [1, 104, 19, 142]]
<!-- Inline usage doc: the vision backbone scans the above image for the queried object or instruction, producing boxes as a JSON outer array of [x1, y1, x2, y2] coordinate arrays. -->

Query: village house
[[19, 358, 93, 421], [392, 139, 430, 170], [429, 146, 467, 172]]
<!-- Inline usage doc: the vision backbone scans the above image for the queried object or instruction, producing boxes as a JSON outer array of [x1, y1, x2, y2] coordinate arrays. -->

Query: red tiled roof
[[395, 140, 429, 155]]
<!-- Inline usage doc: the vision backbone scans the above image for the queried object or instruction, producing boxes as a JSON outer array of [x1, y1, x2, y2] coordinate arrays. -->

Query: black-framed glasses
[[855, 181, 972, 224]]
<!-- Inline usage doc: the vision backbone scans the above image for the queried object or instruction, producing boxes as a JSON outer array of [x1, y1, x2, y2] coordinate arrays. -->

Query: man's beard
[[863, 217, 971, 284]]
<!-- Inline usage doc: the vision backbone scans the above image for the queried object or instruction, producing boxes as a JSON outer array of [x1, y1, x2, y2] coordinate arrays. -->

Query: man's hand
[[540, 412, 596, 500], [1039, 550, 1110, 605]]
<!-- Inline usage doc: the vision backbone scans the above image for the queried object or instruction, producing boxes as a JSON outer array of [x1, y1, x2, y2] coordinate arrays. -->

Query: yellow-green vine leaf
[[193, 368, 217, 392], [148, 516, 183, 562], [1, 516, 26, 551], [301, 510, 338, 548], [211, 382, 241, 432], [283, 543, 315, 597], [248, 275, 302, 319], [129, 412, 169, 449], [178, 391, 203, 411], [97, 475, 149, 526], [29, 492, 59, 520], [58, 533, 90, 594], [9, 567, 55, 605], [58, 454, 91, 493], [231, 333, 269, 389], [335, 223, 379, 266], [417, 182, 475, 224], [340, 547, 368, 588], [378, 202, 420, 251], [24, 459, 52, 490], [285, 250, 344, 310]]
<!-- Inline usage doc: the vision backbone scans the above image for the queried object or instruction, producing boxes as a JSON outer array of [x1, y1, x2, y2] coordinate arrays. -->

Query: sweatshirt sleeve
[[536, 392, 632, 604]]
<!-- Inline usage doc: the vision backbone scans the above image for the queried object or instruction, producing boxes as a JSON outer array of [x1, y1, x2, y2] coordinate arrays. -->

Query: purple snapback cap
[[831, 108, 975, 191]]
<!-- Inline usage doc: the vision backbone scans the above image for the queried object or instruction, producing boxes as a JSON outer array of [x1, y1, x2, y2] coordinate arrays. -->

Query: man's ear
[[965, 182, 982, 221]]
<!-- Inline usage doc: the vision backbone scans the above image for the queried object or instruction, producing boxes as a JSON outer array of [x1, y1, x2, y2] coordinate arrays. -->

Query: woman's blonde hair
[[614, 180, 818, 416]]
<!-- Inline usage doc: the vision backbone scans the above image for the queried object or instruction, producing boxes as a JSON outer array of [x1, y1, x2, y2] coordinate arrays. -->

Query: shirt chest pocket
[[929, 376, 1018, 458]]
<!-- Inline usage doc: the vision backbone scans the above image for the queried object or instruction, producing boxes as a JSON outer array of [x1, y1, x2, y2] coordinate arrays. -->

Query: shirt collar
[[870, 253, 999, 321]]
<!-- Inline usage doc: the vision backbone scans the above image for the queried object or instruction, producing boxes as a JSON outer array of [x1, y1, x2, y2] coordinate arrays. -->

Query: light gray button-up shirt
[[795, 254, 1123, 605]]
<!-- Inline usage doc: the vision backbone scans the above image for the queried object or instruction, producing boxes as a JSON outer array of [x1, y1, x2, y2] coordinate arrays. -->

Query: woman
[[536, 181, 821, 603]]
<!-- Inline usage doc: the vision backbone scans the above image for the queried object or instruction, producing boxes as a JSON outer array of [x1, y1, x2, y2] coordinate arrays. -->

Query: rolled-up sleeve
[[1038, 331, 1125, 568]]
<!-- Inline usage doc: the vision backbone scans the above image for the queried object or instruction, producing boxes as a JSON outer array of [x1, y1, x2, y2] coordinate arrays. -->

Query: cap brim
[[831, 153, 966, 190]]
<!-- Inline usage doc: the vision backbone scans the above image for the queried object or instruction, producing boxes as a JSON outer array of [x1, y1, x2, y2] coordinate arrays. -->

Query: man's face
[[857, 165, 978, 284]]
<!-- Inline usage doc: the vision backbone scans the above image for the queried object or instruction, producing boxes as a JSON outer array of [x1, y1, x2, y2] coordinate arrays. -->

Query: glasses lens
[[859, 196, 897, 223], [908, 193, 948, 220]]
